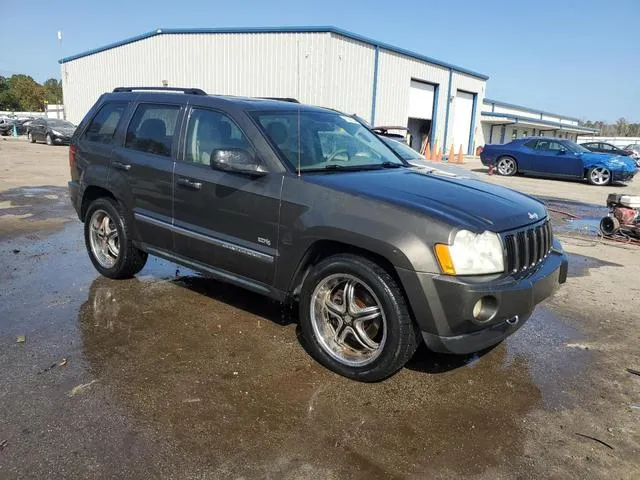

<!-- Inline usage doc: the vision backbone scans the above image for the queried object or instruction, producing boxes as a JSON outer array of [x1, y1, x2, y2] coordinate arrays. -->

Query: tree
[[43, 78, 63, 104], [0, 76, 19, 110], [7, 74, 45, 111]]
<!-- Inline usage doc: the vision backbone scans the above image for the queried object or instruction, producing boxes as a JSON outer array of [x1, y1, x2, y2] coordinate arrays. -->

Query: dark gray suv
[[69, 87, 568, 381]]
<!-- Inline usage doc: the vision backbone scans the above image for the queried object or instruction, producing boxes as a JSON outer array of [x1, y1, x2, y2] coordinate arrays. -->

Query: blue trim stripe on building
[[442, 69, 453, 153], [483, 98, 581, 123], [481, 111, 598, 133], [370, 46, 379, 124], [58, 26, 489, 80], [467, 92, 478, 155], [431, 84, 439, 143]]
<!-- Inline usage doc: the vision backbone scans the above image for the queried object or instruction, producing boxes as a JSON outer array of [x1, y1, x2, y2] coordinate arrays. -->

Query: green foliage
[[0, 74, 59, 111], [43, 78, 63, 104]]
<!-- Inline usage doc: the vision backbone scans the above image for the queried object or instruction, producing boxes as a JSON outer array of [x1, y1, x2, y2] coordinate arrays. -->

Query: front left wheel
[[45, 133, 53, 145], [587, 166, 611, 186], [299, 254, 420, 382], [84, 197, 148, 279]]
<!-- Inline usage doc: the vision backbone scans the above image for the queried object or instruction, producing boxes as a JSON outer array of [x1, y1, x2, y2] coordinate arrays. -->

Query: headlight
[[435, 230, 504, 275], [51, 129, 62, 136]]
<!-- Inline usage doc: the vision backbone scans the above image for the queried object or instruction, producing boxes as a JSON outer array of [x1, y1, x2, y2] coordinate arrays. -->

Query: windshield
[[252, 110, 405, 171], [562, 140, 590, 154], [48, 119, 75, 128], [380, 136, 424, 160]]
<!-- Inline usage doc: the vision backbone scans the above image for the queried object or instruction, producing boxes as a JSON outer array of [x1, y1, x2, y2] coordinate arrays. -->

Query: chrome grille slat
[[502, 220, 552, 275]]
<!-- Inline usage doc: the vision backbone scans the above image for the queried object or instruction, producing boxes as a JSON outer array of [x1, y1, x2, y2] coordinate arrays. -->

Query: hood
[[580, 152, 637, 171], [305, 169, 547, 232]]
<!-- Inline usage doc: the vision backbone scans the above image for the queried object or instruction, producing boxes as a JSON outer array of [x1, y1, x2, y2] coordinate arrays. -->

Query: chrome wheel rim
[[497, 157, 516, 175], [310, 274, 387, 367], [590, 167, 610, 185], [28, 132, 32, 141], [46, 134, 52, 145], [89, 209, 119, 268]]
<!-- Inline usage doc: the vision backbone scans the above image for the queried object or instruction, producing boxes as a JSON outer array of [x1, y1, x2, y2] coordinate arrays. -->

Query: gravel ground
[[0, 137, 638, 479]]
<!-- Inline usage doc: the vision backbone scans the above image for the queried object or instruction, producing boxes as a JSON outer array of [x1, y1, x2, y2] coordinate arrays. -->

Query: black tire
[[496, 156, 518, 176], [28, 131, 36, 143], [45, 133, 53, 146], [84, 197, 148, 279], [587, 166, 611, 186], [299, 253, 420, 382]]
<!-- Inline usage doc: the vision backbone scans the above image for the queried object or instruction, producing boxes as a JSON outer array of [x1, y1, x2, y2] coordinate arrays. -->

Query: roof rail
[[112, 87, 207, 95], [259, 97, 300, 103]]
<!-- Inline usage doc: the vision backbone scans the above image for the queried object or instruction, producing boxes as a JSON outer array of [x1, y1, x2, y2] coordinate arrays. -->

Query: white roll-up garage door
[[408, 80, 435, 119], [451, 91, 474, 154]]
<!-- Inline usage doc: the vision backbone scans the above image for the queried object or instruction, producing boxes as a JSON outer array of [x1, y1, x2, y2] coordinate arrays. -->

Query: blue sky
[[1, 0, 638, 122]]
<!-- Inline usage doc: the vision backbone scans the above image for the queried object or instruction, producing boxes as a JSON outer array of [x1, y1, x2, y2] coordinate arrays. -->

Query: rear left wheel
[[299, 254, 420, 382], [84, 197, 148, 279], [496, 156, 517, 176]]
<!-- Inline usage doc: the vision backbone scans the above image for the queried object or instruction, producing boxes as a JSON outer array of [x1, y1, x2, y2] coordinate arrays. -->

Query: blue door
[[530, 139, 583, 177]]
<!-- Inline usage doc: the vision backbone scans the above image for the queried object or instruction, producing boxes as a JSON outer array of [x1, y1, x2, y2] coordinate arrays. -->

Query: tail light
[[69, 144, 77, 169]]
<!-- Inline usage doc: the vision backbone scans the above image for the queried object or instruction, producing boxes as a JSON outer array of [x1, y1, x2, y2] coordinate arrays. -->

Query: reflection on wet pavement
[[0, 223, 600, 478], [0, 185, 76, 240]]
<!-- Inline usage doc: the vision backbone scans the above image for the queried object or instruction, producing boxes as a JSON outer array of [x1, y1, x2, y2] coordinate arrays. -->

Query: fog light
[[472, 296, 498, 323]]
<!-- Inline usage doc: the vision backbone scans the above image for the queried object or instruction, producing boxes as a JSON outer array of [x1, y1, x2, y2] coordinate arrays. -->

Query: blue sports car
[[480, 138, 638, 186]]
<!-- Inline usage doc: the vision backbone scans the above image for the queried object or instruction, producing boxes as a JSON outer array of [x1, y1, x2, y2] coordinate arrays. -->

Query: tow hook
[[506, 315, 519, 326]]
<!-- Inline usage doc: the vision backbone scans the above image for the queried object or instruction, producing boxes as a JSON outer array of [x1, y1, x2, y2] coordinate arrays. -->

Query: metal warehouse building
[[60, 26, 597, 154], [60, 26, 488, 155]]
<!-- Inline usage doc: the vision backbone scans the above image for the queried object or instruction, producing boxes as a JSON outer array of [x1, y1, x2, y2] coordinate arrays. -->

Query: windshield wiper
[[302, 162, 405, 173]]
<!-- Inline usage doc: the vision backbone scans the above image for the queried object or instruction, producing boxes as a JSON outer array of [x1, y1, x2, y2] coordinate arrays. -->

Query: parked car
[[379, 136, 475, 177], [580, 141, 634, 157], [623, 144, 640, 166], [481, 138, 638, 186], [27, 118, 76, 145], [69, 87, 568, 381]]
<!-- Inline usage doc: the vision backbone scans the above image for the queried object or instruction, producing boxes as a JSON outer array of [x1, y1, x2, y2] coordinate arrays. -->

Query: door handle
[[177, 177, 202, 190], [112, 161, 131, 171]]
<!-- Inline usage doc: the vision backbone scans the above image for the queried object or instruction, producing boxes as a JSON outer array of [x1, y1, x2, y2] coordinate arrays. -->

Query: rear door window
[[125, 104, 180, 157], [84, 102, 128, 144]]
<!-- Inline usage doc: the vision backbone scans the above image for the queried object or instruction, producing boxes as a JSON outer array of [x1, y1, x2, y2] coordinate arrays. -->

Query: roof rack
[[112, 87, 207, 95], [259, 97, 300, 103]]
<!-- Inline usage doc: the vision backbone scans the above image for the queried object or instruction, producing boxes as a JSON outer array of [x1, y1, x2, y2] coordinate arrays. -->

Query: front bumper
[[612, 170, 637, 183], [52, 134, 71, 145], [397, 244, 568, 355]]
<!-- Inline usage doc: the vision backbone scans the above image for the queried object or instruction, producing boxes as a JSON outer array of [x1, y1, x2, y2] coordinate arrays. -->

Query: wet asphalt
[[0, 186, 610, 479]]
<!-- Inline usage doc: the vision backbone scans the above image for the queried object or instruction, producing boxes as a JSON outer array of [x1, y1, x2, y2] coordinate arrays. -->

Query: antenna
[[297, 105, 301, 177]]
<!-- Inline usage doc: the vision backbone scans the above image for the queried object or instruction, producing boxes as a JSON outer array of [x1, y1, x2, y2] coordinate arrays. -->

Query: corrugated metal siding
[[375, 50, 449, 143], [63, 32, 332, 124], [324, 34, 375, 119]]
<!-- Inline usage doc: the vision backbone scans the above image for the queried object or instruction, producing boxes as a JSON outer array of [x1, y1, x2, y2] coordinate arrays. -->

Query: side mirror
[[558, 148, 567, 155], [210, 148, 267, 176]]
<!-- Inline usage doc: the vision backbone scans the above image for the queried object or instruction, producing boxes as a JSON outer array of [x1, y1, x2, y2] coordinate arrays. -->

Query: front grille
[[503, 221, 553, 274]]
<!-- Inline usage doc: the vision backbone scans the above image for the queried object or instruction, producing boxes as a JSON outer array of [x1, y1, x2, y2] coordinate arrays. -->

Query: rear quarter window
[[83, 102, 128, 144], [125, 104, 180, 157]]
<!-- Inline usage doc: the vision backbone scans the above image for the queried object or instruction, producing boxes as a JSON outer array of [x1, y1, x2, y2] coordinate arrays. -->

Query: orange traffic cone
[[424, 141, 431, 160], [448, 144, 455, 163], [456, 145, 464, 164], [436, 148, 443, 162]]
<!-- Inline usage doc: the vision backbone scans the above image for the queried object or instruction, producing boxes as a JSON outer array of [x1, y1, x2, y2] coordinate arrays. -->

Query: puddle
[[0, 222, 601, 478], [539, 196, 608, 220], [555, 217, 601, 236]]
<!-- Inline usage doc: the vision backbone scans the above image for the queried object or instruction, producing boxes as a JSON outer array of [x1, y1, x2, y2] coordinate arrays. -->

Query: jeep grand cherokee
[[68, 87, 568, 382]]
